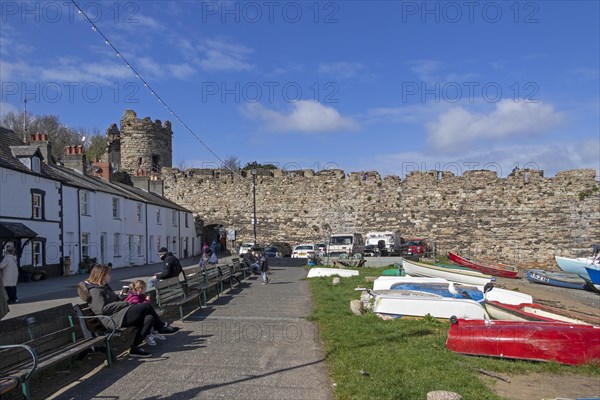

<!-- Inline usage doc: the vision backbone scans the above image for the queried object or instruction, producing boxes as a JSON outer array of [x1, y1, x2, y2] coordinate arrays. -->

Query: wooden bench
[[203, 266, 224, 294], [155, 277, 201, 321], [218, 264, 242, 291], [232, 257, 252, 278], [0, 304, 112, 399], [182, 267, 215, 306]]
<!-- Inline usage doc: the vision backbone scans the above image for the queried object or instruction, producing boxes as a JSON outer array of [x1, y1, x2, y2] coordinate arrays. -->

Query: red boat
[[447, 318, 600, 365], [485, 300, 600, 326], [448, 251, 518, 279]]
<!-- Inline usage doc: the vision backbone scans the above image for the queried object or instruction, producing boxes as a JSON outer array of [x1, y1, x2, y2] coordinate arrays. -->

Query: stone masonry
[[161, 166, 600, 269]]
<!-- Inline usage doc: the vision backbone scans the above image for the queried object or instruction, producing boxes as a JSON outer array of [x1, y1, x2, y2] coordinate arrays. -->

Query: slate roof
[[0, 127, 191, 213]]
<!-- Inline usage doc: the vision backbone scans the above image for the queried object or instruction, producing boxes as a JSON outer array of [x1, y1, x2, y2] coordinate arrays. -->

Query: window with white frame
[[172, 210, 177, 226], [114, 233, 120, 256], [81, 233, 90, 257], [136, 203, 143, 222], [80, 191, 89, 215], [166, 236, 170, 251], [136, 235, 143, 256], [32, 241, 42, 266], [112, 197, 120, 219], [156, 236, 161, 251], [31, 189, 45, 220], [156, 208, 161, 224]]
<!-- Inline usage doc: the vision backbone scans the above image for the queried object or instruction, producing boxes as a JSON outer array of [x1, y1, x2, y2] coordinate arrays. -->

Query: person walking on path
[[0, 243, 19, 304], [259, 251, 270, 284], [78, 264, 179, 357]]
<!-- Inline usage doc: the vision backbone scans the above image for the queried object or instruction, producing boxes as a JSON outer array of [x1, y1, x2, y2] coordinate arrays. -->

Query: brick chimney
[[90, 160, 112, 181], [64, 145, 87, 174], [29, 133, 53, 164], [132, 168, 150, 191]]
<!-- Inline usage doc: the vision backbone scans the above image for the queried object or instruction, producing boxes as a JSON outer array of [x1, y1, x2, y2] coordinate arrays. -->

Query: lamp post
[[251, 167, 257, 245]]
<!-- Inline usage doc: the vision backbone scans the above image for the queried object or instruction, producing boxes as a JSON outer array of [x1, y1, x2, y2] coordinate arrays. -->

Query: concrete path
[[5, 259, 333, 400]]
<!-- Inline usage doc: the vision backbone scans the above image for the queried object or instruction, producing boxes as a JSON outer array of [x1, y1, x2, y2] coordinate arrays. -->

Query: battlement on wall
[[120, 110, 172, 136], [161, 166, 598, 187]]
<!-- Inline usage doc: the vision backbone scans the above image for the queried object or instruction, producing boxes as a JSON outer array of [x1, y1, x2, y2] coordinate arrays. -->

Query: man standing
[[0, 243, 19, 304]]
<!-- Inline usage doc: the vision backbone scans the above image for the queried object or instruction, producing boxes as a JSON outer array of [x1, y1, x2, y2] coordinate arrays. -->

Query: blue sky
[[1, 0, 599, 177]]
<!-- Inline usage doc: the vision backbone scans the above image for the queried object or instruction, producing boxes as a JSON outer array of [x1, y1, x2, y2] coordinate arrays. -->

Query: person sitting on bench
[[77, 264, 179, 358]]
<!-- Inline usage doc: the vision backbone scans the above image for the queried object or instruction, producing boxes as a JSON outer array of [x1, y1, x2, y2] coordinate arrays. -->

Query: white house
[[0, 128, 199, 276]]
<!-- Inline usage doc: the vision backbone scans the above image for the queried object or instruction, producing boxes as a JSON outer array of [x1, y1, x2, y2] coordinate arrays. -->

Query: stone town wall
[[161, 167, 600, 269]]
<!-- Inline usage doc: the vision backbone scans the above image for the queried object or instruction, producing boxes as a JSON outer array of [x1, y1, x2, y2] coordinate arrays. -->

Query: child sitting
[[123, 280, 166, 346]]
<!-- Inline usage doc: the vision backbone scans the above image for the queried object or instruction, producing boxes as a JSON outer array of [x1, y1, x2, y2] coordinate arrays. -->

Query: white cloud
[[408, 60, 441, 82], [243, 101, 359, 133], [198, 38, 254, 71], [0, 102, 19, 118], [168, 63, 196, 79], [426, 100, 565, 152], [318, 62, 365, 79]]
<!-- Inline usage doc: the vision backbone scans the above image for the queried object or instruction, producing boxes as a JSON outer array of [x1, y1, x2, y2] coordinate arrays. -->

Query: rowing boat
[[448, 251, 518, 278]]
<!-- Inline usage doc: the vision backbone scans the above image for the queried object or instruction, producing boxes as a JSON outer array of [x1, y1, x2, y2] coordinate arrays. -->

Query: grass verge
[[307, 266, 600, 400]]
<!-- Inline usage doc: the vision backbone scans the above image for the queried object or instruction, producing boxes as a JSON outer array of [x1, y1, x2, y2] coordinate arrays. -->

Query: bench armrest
[[0, 344, 38, 381]]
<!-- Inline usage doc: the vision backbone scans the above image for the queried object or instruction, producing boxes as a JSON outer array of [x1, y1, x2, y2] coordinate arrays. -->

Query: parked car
[[264, 246, 282, 258], [270, 241, 293, 257], [291, 243, 318, 258], [402, 238, 427, 256], [238, 242, 255, 256]]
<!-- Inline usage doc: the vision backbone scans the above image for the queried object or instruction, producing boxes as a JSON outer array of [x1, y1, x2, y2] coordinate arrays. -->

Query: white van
[[364, 232, 403, 256], [328, 233, 364, 257]]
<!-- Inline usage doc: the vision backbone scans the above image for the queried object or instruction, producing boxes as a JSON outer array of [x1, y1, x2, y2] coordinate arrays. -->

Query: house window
[[136, 235, 143, 256], [156, 209, 161, 224], [112, 198, 120, 219], [156, 236, 161, 252], [31, 189, 45, 220], [185, 213, 189, 228], [80, 191, 89, 215], [114, 233, 120, 256], [32, 241, 42, 266], [81, 233, 90, 257], [136, 203, 143, 222], [32, 156, 41, 173], [166, 236, 170, 251], [172, 210, 177, 226]]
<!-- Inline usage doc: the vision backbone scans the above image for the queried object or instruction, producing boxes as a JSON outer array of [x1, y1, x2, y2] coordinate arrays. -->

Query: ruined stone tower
[[106, 110, 173, 174]]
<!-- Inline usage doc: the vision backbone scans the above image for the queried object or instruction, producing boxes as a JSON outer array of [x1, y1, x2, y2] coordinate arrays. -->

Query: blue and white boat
[[389, 281, 485, 302], [584, 267, 600, 292], [526, 269, 588, 290], [555, 256, 600, 278]]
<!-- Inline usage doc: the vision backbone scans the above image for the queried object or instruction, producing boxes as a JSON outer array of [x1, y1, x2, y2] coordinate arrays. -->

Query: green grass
[[307, 266, 600, 400]]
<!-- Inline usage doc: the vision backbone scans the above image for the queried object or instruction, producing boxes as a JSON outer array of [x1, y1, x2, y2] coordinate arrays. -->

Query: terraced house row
[[0, 127, 199, 277]]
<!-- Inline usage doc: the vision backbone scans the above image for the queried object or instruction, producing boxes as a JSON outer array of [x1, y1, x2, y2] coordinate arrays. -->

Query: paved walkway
[[5, 258, 333, 400]]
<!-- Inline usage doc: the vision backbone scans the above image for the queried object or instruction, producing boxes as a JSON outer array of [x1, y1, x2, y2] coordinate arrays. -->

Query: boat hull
[[555, 256, 600, 277], [526, 269, 587, 290], [373, 295, 489, 320], [447, 318, 600, 365], [448, 251, 518, 278], [484, 301, 600, 326], [402, 258, 493, 286], [306, 268, 359, 278]]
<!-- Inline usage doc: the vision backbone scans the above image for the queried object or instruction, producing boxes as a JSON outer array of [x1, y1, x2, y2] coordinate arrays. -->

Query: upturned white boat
[[307, 268, 359, 278], [372, 276, 532, 305], [372, 293, 489, 320], [401, 258, 493, 286], [555, 255, 600, 277]]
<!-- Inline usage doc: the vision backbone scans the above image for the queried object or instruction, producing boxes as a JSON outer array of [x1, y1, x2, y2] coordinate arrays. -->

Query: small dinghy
[[307, 268, 359, 278], [372, 293, 489, 320], [526, 269, 588, 290]]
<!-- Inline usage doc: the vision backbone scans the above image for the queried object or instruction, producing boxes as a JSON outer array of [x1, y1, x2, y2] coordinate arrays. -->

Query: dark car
[[264, 246, 282, 258], [270, 241, 293, 257]]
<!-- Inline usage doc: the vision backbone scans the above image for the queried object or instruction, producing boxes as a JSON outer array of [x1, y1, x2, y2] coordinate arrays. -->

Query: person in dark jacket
[[77, 264, 179, 357], [148, 247, 184, 288]]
